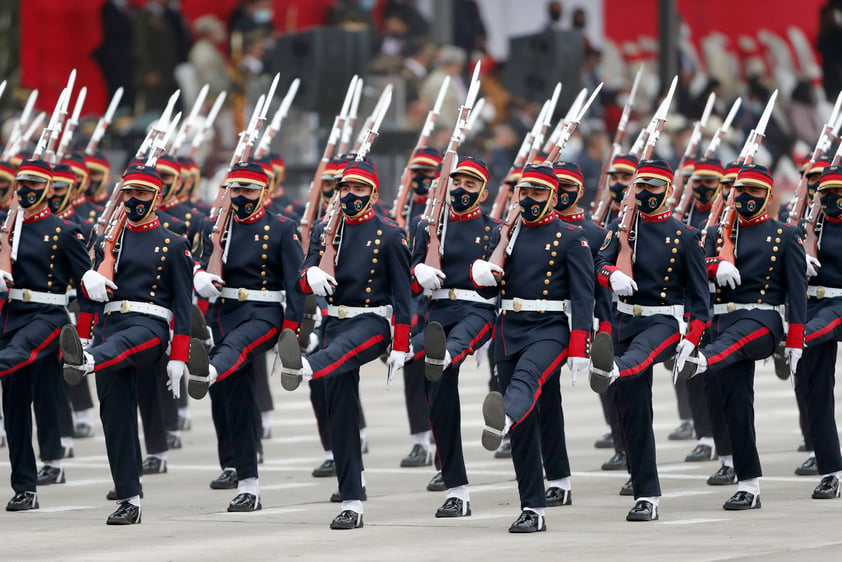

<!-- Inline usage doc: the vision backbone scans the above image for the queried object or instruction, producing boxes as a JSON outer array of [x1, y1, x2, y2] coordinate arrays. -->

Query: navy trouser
[[210, 319, 278, 383], [495, 337, 568, 510], [309, 378, 366, 452], [600, 386, 626, 454], [136, 357, 168, 456], [538, 369, 571, 481], [66, 380, 94, 411], [209, 360, 261, 479], [253, 353, 274, 414]]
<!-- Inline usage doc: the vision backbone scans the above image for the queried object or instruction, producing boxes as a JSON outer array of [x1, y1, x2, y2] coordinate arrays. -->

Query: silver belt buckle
[[338, 305, 348, 319], [238, 288, 249, 302]]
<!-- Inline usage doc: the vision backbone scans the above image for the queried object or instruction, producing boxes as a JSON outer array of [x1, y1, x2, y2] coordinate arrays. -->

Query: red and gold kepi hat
[[321, 157, 341, 181], [63, 153, 89, 181], [51, 164, 76, 187], [225, 161, 269, 189], [339, 160, 379, 191], [553, 161, 584, 186], [690, 157, 724, 181], [15, 159, 53, 183], [634, 159, 673, 187], [734, 163, 773, 190], [409, 147, 442, 170], [806, 158, 831, 177], [269, 151, 285, 175], [818, 165, 842, 191], [155, 154, 181, 178], [0, 160, 16, 182], [516, 163, 560, 191], [504, 167, 523, 185], [121, 163, 162, 192], [85, 151, 109, 175], [450, 156, 489, 187], [332, 153, 358, 181], [679, 158, 696, 176], [251, 156, 275, 180], [607, 153, 638, 174], [721, 161, 740, 184]]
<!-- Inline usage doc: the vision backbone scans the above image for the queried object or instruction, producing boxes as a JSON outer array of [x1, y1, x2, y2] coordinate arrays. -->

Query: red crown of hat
[[721, 161, 740, 182], [84, 153, 109, 174], [225, 161, 269, 189], [409, 147, 442, 170], [807, 158, 832, 176], [692, 157, 724, 178], [340, 160, 379, 190], [636, 160, 673, 183], [517, 164, 560, 190], [251, 157, 274, 177], [450, 157, 489, 185], [16, 159, 53, 183], [553, 161, 584, 186], [735, 164, 773, 190], [818, 165, 842, 190], [122, 163, 162, 191], [52, 164, 76, 186], [608, 154, 639, 174], [268, 152, 285, 172], [61, 155, 88, 178], [680, 158, 697, 173], [155, 154, 181, 177], [0, 160, 15, 181]]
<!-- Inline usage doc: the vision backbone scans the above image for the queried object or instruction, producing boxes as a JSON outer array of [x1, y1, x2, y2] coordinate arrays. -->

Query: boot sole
[[423, 322, 447, 382], [278, 329, 303, 391], [60, 325, 85, 386], [589, 332, 614, 394], [187, 338, 210, 399], [298, 295, 319, 347], [190, 304, 208, 340], [481, 392, 506, 451]]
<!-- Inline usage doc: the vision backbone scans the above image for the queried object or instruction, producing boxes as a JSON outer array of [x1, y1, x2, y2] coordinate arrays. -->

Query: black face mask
[[161, 181, 174, 200], [734, 192, 767, 219], [549, 9, 561, 21], [124, 196, 153, 223], [693, 185, 717, 206], [231, 194, 260, 220], [17, 185, 46, 209], [340, 192, 371, 218], [807, 181, 819, 200], [411, 173, 433, 196], [609, 181, 626, 203], [48, 193, 67, 213], [555, 188, 579, 212], [520, 195, 551, 222], [449, 187, 480, 213], [322, 188, 334, 204], [635, 188, 666, 213], [86, 179, 102, 197], [821, 192, 842, 218]]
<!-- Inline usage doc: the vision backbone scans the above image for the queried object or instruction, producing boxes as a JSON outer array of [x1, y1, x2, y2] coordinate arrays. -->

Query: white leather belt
[[219, 287, 286, 304], [104, 300, 174, 322], [327, 304, 392, 319], [431, 288, 495, 305], [8, 289, 69, 306], [501, 298, 570, 313], [713, 302, 785, 315], [808, 286, 842, 299], [617, 302, 683, 318]]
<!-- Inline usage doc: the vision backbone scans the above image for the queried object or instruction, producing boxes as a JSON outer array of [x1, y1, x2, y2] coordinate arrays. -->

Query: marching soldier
[[63, 154, 99, 227], [683, 157, 724, 229], [84, 151, 112, 211], [678, 164, 807, 510], [473, 164, 595, 533], [590, 160, 710, 521], [406, 156, 499, 517], [277, 160, 412, 530], [61, 163, 195, 525], [191, 161, 304, 511], [601, 154, 638, 226], [0, 159, 90, 511]]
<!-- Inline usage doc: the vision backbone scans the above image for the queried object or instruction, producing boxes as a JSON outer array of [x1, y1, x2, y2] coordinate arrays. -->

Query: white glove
[[194, 270, 223, 299], [806, 254, 821, 278], [568, 356, 589, 385], [0, 269, 12, 293], [674, 338, 696, 373], [306, 267, 337, 297], [80, 338, 93, 350], [166, 360, 186, 399], [414, 263, 446, 291], [305, 332, 320, 353], [82, 270, 117, 302], [715, 260, 742, 289], [785, 347, 802, 377], [609, 270, 638, 296], [386, 350, 407, 389], [471, 260, 502, 287]]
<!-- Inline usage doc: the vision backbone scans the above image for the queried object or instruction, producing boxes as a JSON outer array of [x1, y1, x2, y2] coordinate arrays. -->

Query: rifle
[[85, 87, 123, 156], [616, 76, 678, 277], [188, 90, 227, 159], [299, 76, 358, 246], [803, 120, 842, 258], [0, 185, 21, 283], [32, 88, 69, 161], [392, 76, 450, 230], [338, 77, 363, 155], [44, 70, 76, 165], [1, 88, 37, 160], [542, 88, 586, 154], [526, 84, 562, 164], [490, 82, 602, 274], [592, 64, 643, 222], [352, 80, 392, 155], [255, 78, 300, 159], [56, 86, 87, 162], [422, 62, 482, 271], [136, 90, 180, 160], [170, 84, 209, 157], [703, 97, 742, 159], [787, 90, 842, 226], [672, 91, 716, 221], [319, 86, 392, 278], [5, 111, 46, 161], [717, 90, 778, 264]]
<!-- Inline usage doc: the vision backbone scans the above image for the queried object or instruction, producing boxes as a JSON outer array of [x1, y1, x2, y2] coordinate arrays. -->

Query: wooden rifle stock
[[489, 187, 521, 275], [422, 146, 457, 271], [208, 187, 233, 278], [95, 205, 126, 287], [716, 189, 738, 264], [317, 193, 342, 278], [615, 181, 637, 277]]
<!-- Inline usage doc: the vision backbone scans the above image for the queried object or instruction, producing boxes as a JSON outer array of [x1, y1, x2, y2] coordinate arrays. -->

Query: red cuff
[[76, 312, 95, 339], [684, 319, 706, 346], [392, 323, 410, 352], [410, 267, 424, 295], [197, 299, 210, 314], [569, 329, 588, 358], [597, 321, 613, 336], [299, 267, 314, 295], [169, 333, 190, 362], [786, 324, 805, 349], [598, 265, 617, 288], [469, 260, 483, 290], [705, 257, 720, 279], [282, 319, 299, 333]]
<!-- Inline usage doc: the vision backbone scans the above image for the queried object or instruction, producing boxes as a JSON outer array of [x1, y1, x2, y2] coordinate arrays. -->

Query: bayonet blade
[[20, 89, 38, 125], [432, 76, 450, 114], [104, 87, 123, 123], [628, 64, 643, 108], [700, 92, 716, 127], [565, 88, 588, 122], [755, 89, 778, 137], [721, 97, 741, 132], [465, 61, 482, 109], [576, 82, 604, 123]]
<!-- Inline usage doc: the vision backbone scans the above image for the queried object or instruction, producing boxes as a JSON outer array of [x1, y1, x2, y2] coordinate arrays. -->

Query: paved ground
[[0, 355, 839, 561]]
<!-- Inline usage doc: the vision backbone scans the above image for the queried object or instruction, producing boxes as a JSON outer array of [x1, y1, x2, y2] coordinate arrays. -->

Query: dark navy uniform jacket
[[685, 203, 711, 230], [805, 215, 842, 343], [268, 193, 305, 221], [299, 207, 413, 351], [410, 206, 500, 322], [703, 211, 807, 348], [197, 207, 304, 334], [81, 217, 194, 362], [482, 212, 595, 358], [596, 208, 710, 346], [3, 208, 90, 334]]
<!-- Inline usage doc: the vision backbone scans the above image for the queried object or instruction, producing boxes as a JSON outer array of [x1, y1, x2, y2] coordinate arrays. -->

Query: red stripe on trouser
[[806, 317, 842, 343], [619, 332, 680, 377], [707, 326, 771, 366], [450, 322, 492, 366], [216, 327, 279, 381], [0, 327, 60, 377], [514, 349, 568, 426], [95, 337, 162, 372], [412, 349, 425, 361], [312, 334, 386, 379]]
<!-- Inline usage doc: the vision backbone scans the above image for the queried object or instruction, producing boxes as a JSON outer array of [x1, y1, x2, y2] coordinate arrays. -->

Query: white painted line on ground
[[212, 507, 305, 517], [661, 518, 728, 525], [260, 482, 318, 491], [37, 505, 99, 513], [660, 490, 714, 498], [64, 479, 113, 488]]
